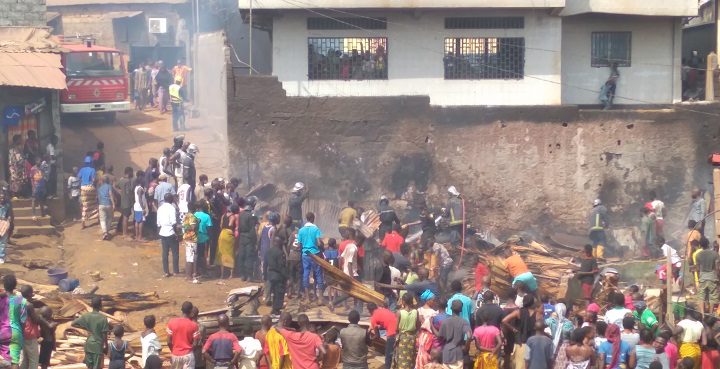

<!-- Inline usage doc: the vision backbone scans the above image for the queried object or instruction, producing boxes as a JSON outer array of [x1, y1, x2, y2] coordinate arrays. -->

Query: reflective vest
[[169, 84, 182, 104], [590, 213, 604, 231], [448, 197, 464, 226]]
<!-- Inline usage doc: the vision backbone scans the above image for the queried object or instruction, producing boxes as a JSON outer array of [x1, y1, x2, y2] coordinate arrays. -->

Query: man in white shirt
[[341, 240, 358, 278], [157, 193, 179, 277], [656, 236, 681, 283]]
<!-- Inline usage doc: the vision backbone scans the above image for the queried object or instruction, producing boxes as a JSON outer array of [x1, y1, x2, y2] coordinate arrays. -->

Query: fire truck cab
[[59, 39, 130, 122]]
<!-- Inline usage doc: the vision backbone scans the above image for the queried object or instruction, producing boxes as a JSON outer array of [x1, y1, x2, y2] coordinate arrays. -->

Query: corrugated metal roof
[[0, 27, 62, 53], [48, 0, 187, 5], [105, 10, 144, 18], [0, 52, 67, 90], [47, 12, 61, 21]]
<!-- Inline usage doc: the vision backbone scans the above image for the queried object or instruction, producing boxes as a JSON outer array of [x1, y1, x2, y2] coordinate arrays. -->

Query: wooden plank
[[310, 254, 384, 305]]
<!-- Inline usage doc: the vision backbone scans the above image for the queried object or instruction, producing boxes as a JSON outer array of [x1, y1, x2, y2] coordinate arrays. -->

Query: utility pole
[[249, 0, 253, 75]]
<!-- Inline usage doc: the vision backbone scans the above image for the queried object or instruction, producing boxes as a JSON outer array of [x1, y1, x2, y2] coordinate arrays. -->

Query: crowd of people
[[129, 59, 191, 116]]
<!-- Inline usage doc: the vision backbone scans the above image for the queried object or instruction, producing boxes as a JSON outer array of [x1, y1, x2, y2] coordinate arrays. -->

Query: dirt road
[[61, 109, 228, 180]]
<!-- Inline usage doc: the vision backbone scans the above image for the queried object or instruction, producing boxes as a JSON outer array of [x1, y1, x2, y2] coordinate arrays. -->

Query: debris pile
[[465, 239, 578, 299]]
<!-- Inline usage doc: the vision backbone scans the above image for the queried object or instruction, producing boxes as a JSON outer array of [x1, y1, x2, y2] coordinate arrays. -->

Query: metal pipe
[[249, 0, 253, 75]]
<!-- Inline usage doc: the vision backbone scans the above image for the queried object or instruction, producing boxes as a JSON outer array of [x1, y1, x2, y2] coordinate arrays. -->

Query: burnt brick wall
[[227, 73, 719, 240]]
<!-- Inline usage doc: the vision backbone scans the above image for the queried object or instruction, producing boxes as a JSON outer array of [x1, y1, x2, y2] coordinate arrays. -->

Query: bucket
[[58, 278, 79, 292], [47, 268, 68, 285]]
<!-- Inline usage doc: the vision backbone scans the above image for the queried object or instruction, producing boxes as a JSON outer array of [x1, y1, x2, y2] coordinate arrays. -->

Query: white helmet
[[593, 199, 601, 206], [292, 182, 305, 193], [187, 143, 199, 155], [448, 186, 460, 197]]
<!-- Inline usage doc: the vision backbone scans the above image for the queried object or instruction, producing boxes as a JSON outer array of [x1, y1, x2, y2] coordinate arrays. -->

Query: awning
[[0, 52, 67, 90], [104, 11, 143, 19]]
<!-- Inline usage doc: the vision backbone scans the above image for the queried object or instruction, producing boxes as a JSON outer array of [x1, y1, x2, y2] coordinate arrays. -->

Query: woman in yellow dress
[[216, 204, 239, 279]]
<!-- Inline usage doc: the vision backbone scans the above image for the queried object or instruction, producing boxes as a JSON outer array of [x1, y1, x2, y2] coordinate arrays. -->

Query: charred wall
[[227, 73, 720, 238]]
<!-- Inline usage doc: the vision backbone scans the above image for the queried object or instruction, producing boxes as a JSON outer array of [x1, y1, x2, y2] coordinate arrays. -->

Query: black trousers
[[160, 235, 179, 274], [269, 278, 286, 313]]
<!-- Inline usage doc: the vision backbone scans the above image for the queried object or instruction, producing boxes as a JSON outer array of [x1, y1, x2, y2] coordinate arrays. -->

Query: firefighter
[[588, 199, 608, 258], [447, 186, 464, 245], [378, 195, 400, 242], [169, 77, 186, 132]]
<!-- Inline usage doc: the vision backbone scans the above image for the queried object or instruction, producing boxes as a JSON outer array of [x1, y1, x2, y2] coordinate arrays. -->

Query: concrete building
[[0, 27, 66, 192], [0, 0, 47, 27], [240, 0, 696, 106], [46, 0, 192, 66]]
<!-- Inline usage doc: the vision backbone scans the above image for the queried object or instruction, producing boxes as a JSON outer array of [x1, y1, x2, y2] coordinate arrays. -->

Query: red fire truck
[[59, 39, 130, 122]]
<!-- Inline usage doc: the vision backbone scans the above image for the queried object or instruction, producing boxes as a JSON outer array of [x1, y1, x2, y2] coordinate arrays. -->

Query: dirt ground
[[61, 109, 228, 181], [7, 107, 364, 342]]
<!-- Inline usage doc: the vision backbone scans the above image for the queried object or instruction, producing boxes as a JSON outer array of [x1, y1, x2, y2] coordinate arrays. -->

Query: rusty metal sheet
[[48, 0, 186, 5], [0, 52, 66, 90]]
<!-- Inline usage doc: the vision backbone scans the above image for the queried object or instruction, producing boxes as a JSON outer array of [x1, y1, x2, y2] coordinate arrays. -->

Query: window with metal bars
[[443, 37, 525, 80], [307, 17, 387, 30], [591, 32, 631, 67], [308, 37, 388, 80], [445, 17, 524, 29]]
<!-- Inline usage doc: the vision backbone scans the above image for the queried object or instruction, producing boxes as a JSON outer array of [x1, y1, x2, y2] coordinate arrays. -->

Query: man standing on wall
[[588, 199, 608, 259], [688, 188, 706, 235], [288, 183, 308, 228]]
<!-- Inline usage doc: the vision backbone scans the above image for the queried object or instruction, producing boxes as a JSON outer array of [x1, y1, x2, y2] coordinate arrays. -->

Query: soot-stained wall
[[228, 74, 720, 238]]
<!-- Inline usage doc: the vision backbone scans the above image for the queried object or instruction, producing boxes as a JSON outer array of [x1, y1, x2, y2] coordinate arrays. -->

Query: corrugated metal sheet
[[48, 0, 187, 5], [105, 11, 144, 18], [0, 53, 66, 90], [0, 27, 62, 53]]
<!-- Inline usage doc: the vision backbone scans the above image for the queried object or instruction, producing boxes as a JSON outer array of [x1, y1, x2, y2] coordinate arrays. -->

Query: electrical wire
[[273, 0, 720, 117]]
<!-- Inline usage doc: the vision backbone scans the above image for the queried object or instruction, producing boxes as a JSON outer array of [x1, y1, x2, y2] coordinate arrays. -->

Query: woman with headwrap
[[416, 290, 438, 369], [597, 324, 634, 369], [547, 303, 575, 369]]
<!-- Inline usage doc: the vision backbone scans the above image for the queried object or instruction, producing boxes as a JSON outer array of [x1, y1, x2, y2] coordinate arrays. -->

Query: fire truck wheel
[[102, 112, 116, 123]]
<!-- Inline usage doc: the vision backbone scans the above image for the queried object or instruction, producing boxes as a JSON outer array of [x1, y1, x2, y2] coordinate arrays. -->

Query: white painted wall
[[272, 10, 562, 106], [242, 0, 565, 10], [561, 15, 681, 105], [561, 0, 697, 17]]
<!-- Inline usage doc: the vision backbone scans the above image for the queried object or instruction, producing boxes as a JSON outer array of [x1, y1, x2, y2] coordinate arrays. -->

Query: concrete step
[[12, 225, 56, 236], [13, 216, 51, 227], [11, 198, 32, 208], [13, 207, 36, 218]]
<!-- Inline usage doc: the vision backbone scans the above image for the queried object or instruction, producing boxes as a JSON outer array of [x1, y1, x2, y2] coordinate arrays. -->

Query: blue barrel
[[58, 278, 80, 292]]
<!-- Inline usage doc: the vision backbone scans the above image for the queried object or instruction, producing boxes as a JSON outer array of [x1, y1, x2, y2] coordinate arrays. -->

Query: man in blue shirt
[[77, 156, 97, 229], [297, 212, 324, 303], [154, 173, 176, 208], [446, 280, 474, 325], [96, 176, 115, 240]]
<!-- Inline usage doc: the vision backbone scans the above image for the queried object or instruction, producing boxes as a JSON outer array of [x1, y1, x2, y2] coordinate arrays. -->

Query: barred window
[[308, 37, 388, 80], [445, 17, 524, 29], [443, 37, 525, 80], [591, 32, 631, 67], [307, 17, 387, 30]]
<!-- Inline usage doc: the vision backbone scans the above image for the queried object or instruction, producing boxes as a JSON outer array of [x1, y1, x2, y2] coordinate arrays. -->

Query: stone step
[[13, 216, 51, 227], [13, 207, 36, 218], [11, 198, 33, 208], [12, 225, 56, 236]]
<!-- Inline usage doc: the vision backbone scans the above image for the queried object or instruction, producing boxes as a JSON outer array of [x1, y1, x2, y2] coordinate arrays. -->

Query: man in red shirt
[[368, 303, 397, 369], [279, 313, 326, 369], [167, 301, 200, 369], [381, 224, 404, 253], [203, 314, 241, 369]]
